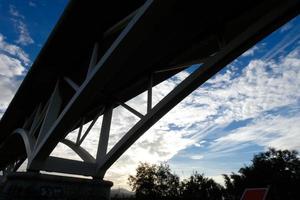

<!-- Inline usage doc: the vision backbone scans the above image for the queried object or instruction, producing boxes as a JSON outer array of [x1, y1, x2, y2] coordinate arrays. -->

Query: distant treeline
[[111, 148, 300, 200]]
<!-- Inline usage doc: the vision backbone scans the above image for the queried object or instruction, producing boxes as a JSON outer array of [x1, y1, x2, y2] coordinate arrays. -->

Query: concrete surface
[[0, 172, 112, 200]]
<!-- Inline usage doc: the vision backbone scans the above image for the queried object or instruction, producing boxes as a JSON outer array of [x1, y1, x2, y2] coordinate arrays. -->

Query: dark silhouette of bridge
[[0, 0, 299, 199]]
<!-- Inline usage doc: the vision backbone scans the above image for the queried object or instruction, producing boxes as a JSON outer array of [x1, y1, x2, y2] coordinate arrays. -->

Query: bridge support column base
[[0, 172, 113, 200]]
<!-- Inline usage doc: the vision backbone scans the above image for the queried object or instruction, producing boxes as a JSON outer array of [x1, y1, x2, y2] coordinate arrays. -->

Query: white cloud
[[9, 5, 34, 46], [210, 114, 300, 153], [14, 20, 34, 46], [0, 33, 28, 114], [0, 75, 21, 111], [241, 46, 259, 57], [189, 155, 204, 160], [262, 23, 300, 61], [0, 34, 30, 65], [0, 54, 25, 77]]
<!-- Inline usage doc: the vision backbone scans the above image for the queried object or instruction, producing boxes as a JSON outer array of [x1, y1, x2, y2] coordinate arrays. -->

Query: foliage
[[223, 148, 300, 200], [128, 163, 223, 199], [128, 162, 180, 199], [126, 148, 300, 200], [180, 172, 224, 200]]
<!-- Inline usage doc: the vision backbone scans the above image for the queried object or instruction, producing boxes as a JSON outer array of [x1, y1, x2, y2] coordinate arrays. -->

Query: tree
[[155, 163, 180, 198], [128, 162, 180, 199], [128, 163, 157, 199], [223, 148, 300, 200], [181, 172, 224, 200]]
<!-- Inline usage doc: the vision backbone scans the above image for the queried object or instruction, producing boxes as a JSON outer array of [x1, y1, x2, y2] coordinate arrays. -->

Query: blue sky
[[0, 1, 299, 188]]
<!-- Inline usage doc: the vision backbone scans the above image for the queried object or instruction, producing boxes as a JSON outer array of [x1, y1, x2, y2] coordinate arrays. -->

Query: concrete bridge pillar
[[0, 172, 112, 200]]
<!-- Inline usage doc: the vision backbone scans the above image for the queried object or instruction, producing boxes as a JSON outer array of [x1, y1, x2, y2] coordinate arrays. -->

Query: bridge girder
[[0, 0, 299, 178]]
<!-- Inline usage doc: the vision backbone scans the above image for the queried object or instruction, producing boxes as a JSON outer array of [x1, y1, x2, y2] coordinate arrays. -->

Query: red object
[[240, 188, 269, 200]]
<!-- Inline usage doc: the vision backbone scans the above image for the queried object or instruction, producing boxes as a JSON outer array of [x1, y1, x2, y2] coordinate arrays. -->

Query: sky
[[0, 1, 300, 189]]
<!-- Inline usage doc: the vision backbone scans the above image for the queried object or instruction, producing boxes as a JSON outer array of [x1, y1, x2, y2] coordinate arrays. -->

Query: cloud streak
[[210, 113, 300, 153], [9, 5, 34, 46]]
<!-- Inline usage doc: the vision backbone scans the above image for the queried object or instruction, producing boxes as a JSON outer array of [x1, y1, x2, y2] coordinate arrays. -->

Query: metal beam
[[13, 128, 35, 157], [103, 8, 139, 37], [96, 106, 113, 166], [64, 77, 79, 91], [116, 100, 144, 118], [22, 105, 40, 130], [95, 1, 296, 175], [76, 118, 84, 145], [77, 112, 101, 146], [87, 42, 99, 78], [147, 73, 153, 113], [61, 139, 95, 163], [29, 0, 161, 166], [29, 101, 49, 137], [35, 82, 62, 149], [29, 156, 96, 176], [154, 65, 190, 74], [28, 104, 42, 135]]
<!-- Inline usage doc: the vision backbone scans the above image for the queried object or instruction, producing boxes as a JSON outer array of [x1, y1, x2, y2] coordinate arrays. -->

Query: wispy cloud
[[9, 5, 34, 46], [9, 5, 25, 19], [189, 155, 204, 160], [210, 113, 300, 153], [28, 1, 37, 7], [262, 23, 300, 61], [241, 46, 259, 57], [0, 34, 30, 65]]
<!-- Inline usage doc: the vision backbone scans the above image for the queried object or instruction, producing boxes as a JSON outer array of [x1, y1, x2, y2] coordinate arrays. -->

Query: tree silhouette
[[180, 172, 224, 200], [128, 163, 157, 199], [223, 148, 300, 200], [127, 148, 300, 200], [155, 163, 180, 198], [128, 162, 180, 199], [128, 163, 223, 199]]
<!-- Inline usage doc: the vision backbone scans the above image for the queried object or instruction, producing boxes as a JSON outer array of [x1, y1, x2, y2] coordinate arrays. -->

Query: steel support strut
[[28, 0, 158, 169], [147, 73, 153, 113], [96, 106, 113, 164]]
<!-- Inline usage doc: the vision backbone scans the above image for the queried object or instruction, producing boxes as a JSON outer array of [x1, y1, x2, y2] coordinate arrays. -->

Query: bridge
[[0, 0, 299, 198]]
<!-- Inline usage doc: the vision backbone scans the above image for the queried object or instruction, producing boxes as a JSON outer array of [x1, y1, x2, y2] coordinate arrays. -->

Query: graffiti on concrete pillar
[[40, 186, 64, 198]]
